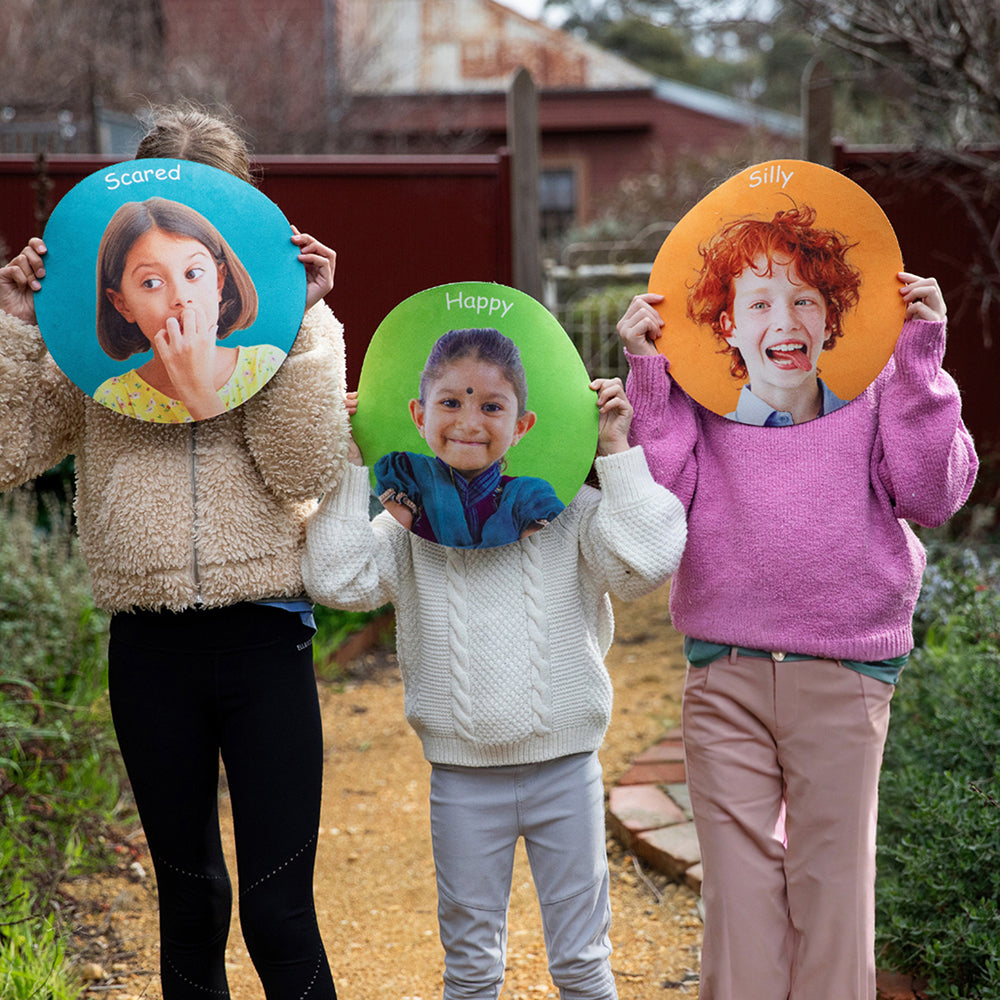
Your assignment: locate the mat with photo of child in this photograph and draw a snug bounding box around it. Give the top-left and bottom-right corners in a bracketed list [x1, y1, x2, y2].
[649, 159, 905, 424]
[34, 158, 304, 422]
[351, 282, 599, 548]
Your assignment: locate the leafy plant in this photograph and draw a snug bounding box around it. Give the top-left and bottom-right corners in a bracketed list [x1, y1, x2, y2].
[0, 489, 106, 686]
[876, 546, 1000, 998]
[1, 489, 126, 992]
[0, 876, 79, 1000]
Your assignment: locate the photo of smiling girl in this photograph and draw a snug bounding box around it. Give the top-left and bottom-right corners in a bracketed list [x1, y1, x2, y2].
[373, 327, 565, 548]
[687, 204, 862, 427]
[93, 196, 285, 422]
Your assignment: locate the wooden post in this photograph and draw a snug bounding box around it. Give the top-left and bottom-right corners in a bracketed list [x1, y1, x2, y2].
[323, 0, 340, 145]
[507, 67, 542, 299]
[802, 57, 834, 167]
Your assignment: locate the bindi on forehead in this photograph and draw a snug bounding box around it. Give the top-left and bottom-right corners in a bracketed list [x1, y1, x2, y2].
[466, 387, 474, 394]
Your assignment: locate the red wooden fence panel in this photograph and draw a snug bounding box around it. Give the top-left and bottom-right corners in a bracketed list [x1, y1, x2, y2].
[0, 152, 512, 388]
[835, 145, 999, 451]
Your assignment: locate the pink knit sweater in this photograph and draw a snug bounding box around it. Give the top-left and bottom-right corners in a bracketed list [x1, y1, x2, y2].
[626, 318, 978, 661]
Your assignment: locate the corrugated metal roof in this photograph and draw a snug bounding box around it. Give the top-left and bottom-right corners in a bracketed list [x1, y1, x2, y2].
[653, 78, 800, 136]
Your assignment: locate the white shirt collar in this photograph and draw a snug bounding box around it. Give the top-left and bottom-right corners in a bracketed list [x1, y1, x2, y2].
[725, 380, 848, 427]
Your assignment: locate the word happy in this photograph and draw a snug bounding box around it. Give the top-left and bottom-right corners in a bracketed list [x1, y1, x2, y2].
[445, 291, 514, 319]
[747, 163, 794, 189]
[105, 163, 183, 191]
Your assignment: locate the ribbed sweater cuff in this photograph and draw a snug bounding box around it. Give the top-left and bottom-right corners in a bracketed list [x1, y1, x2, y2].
[594, 446, 654, 506]
[624, 350, 672, 423]
[894, 318, 946, 379]
[322, 462, 373, 518]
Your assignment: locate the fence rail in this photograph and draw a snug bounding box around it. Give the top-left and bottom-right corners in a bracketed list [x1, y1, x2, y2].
[542, 222, 672, 379]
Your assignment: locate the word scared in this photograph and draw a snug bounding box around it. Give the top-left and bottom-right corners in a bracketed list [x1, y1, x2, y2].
[105, 163, 183, 191]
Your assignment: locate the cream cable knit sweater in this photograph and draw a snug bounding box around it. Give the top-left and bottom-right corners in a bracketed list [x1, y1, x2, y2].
[303, 447, 686, 767]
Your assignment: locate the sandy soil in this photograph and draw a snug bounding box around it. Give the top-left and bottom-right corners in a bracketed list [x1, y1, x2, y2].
[66, 583, 705, 999]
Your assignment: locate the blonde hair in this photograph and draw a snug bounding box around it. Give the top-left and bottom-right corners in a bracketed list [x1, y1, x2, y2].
[136, 102, 254, 184]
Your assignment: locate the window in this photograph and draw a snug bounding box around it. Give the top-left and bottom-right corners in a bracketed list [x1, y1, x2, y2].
[539, 168, 576, 241]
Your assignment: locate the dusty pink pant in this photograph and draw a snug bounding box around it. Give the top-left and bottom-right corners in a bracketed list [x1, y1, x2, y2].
[682, 650, 894, 1000]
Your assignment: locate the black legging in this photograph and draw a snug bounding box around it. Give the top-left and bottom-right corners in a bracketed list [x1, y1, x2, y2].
[108, 603, 336, 1000]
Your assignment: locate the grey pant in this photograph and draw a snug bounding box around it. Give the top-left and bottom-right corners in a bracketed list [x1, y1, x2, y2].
[429, 751, 617, 1000]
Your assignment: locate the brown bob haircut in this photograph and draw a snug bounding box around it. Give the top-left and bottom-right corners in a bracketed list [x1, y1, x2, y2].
[96, 197, 258, 361]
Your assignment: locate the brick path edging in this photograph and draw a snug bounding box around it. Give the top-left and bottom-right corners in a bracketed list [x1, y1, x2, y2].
[606, 729, 703, 895]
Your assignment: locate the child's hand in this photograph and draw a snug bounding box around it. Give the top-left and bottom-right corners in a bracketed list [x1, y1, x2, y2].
[152, 304, 225, 420]
[0, 238, 46, 325]
[344, 391, 363, 465]
[899, 272, 946, 322]
[591, 377, 633, 455]
[617, 292, 665, 357]
[381, 497, 414, 531]
[292, 227, 337, 311]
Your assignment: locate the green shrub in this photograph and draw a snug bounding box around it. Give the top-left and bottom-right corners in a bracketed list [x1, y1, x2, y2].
[0, 874, 79, 1000]
[877, 547, 1000, 998]
[564, 282, 647, 330]
[1, 490, 125, 989]
[0, 489, 106, 690]
[312, 603, 394, 682]
[559, 281, 647, 380]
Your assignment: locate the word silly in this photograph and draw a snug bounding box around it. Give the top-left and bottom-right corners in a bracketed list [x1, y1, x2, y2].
[747, 163, 795, 189]
[105, 163, 183, 191]
[445, 291, 514, 318]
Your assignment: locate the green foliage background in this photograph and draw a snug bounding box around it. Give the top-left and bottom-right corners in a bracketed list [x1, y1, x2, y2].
[875, 544, 1000, 998]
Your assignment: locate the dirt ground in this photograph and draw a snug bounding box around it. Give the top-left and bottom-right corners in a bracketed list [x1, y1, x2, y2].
[67, 583, 705, 999]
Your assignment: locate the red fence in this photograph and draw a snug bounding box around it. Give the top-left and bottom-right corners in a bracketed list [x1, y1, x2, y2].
[836, 145, 998, 451]
[0, 153, 512, 388]
[1, 147, 995, 451]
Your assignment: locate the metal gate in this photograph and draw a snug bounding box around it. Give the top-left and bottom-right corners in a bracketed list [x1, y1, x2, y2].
[542, 222, 672, 380]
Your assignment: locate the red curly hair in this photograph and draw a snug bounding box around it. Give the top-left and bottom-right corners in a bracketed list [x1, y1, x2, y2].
[686, 205, 862, 380]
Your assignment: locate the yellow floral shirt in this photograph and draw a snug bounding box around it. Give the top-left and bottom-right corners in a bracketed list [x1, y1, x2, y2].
[93, 344, 286, 423]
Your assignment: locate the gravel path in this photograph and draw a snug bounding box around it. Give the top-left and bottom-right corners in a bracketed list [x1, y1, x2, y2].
[69, 584, 704, 999]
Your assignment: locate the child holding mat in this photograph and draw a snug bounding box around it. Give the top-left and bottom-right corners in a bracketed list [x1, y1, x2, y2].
[0, 103, 345, 1000]
[303, 369, 686, 1000]
[616, 267, 977, 1000]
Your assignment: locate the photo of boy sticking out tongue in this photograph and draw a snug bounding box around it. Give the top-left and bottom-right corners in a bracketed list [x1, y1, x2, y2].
[687, 204, 862, 427]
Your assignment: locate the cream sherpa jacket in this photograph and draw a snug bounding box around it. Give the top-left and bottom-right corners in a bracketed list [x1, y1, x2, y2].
[0, 303, 350, 612]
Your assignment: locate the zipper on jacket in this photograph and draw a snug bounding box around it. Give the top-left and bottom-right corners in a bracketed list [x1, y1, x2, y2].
[189, 423, 203, 604]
